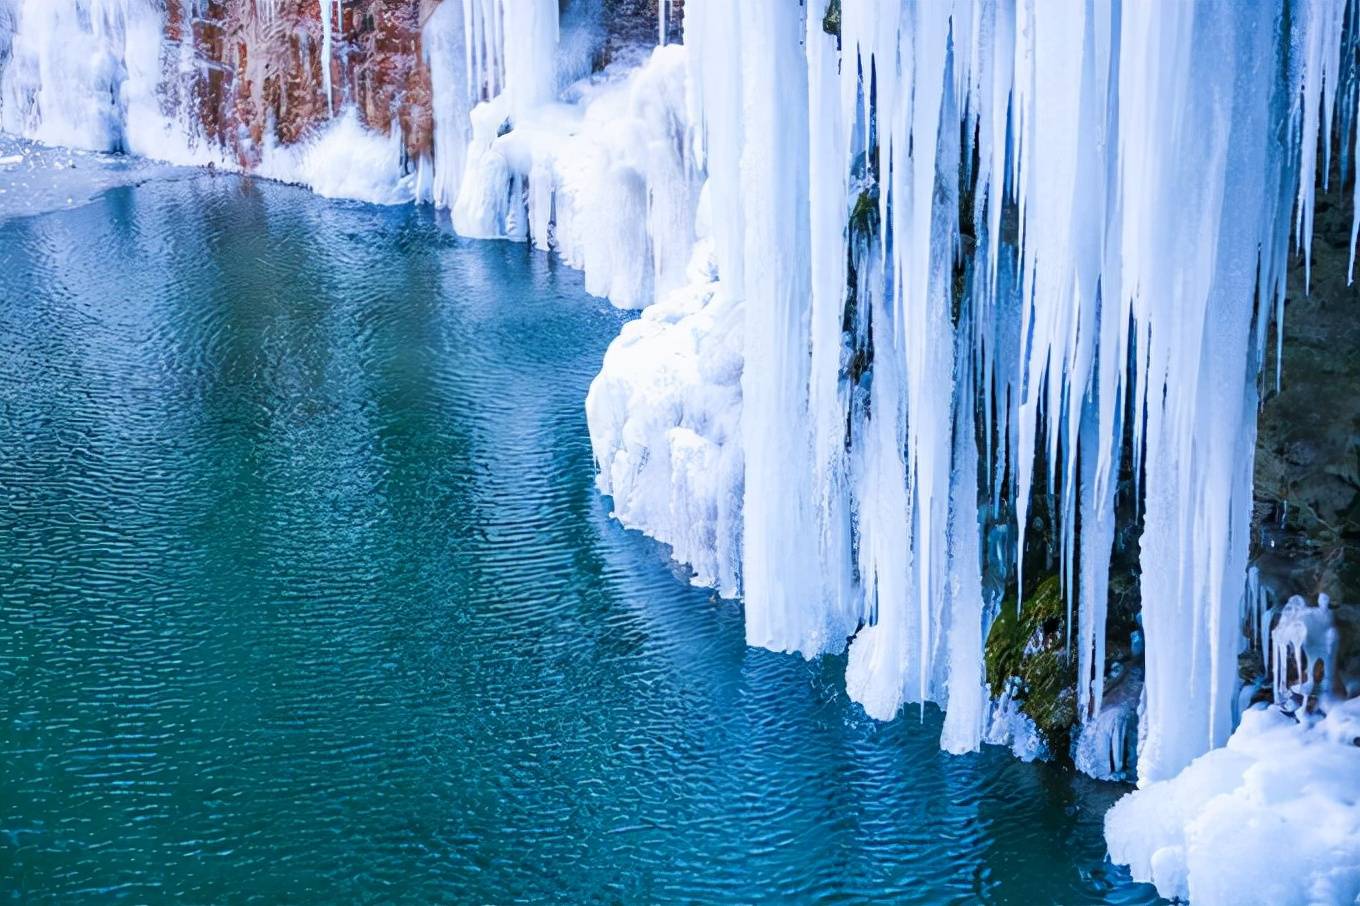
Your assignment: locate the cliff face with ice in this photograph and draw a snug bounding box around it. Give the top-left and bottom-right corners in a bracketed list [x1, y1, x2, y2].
[3, 2, 1360, 901]
[0, 0, 667, 199]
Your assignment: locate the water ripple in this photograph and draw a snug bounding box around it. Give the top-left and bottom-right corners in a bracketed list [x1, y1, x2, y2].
[0, 177, 1159, 904]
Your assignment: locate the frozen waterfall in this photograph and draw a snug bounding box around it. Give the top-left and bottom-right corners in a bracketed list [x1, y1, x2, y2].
[639, 0, 1357, 786]
[2, 2, 1359, 897]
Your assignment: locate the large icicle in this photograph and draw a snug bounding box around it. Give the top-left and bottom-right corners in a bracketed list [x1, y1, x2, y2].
[424, 0, 472, 209]
[1117, 0, 1283, 782]
[805, 0, 859, 647]
[736, 2, 845, 655]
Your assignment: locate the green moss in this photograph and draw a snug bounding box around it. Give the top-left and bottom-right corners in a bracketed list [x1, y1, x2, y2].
[849, 186, 879, 244]
[984, 575, 1076, 752]
[822, 0, 841, 37]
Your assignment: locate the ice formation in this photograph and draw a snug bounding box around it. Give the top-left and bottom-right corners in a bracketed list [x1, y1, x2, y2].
[254, 108, 422, 206]
[636, 0, 1358, 787]
[1105, 700, 1360, 904]
[0, 0, 220, 164]
[586, 241, 744, 598]
[4, 1, 1360, 899]
[453, 0, 1355, 801]
[1271, 594, 1347, 703]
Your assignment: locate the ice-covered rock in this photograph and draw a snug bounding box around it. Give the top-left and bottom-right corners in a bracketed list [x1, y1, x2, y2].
[1071, 664, 1141, 782]
[983, 687, 1051, 763]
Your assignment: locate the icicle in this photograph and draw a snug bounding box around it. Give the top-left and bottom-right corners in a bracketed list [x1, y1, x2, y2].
[941, 302, 988, 754]
[1292, 0, 1348, 291]
[806, 0, 859, 646]
[495, 0, 559, 122]
[1352, 77, 1360, 282]
[737, 1, 844, 656]
[320, 0, 336, 117]
[425, 0, 472, 209]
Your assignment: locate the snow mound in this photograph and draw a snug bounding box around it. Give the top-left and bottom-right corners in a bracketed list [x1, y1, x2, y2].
[256, 108, 421, 206]
[585, 240, 744, 597]
[1105, 700, 1360, 904]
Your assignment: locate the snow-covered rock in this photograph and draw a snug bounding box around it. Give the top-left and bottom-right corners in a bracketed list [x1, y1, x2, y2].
[1106, 700, 1360, 904]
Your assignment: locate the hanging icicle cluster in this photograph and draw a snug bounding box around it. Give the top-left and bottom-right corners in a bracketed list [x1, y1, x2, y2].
[668, 0, 1360, 783]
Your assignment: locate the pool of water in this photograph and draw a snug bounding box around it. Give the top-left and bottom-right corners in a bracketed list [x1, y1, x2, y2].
[0, 176, 1158, 903]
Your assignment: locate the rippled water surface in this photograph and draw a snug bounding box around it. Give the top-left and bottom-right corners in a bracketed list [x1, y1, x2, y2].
[0, 178, 1158, 903]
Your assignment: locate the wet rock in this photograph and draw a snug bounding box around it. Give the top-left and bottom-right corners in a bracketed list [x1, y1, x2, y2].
[1253, 173, 1360, 601]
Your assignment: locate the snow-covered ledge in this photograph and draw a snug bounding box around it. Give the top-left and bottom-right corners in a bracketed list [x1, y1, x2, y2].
[1105, 699, 1360, 903]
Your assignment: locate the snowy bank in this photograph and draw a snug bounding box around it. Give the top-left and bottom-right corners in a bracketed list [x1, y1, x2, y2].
[1105, 700, 1360, 904]
[0, 133, 191, 220]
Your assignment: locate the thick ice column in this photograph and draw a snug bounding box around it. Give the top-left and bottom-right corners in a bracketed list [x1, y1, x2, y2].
[1008, 0, 1114, 627]
[1076, 407, 1120, 722]
[941, 321, 988, 755]
[683, 0, 745, 292]
[737, 2, 842, 655]
[424, 0, 473, 208]
[845, 250, 919, 718]
[1119, 0, 1283, 783]
[500, 0, 558, 122]
[840, 0, 957, 715]
[805, 4, 858, 636]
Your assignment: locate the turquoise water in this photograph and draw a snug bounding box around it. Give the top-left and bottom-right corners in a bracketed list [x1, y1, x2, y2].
[0, 177, 1157, 903]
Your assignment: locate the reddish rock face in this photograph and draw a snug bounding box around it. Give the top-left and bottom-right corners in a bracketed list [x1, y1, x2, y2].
[159, 0, 665, 169]
[166, 0, 436, 168]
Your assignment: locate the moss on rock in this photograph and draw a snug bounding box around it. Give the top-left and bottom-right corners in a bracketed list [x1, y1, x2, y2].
[849, 186, 879, 244]
[985, 575, 1077, 753]
[822, 0, 841, 38]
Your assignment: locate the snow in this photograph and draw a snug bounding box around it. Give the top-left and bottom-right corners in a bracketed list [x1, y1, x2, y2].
[255, 108, 419, 207]
[1106, 701, 1360, 904]
[586, 241, 743, 597]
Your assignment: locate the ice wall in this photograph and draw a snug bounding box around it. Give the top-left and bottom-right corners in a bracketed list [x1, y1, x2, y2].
[0, 0, 217, 163]
[667, 0, 1360, 788]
